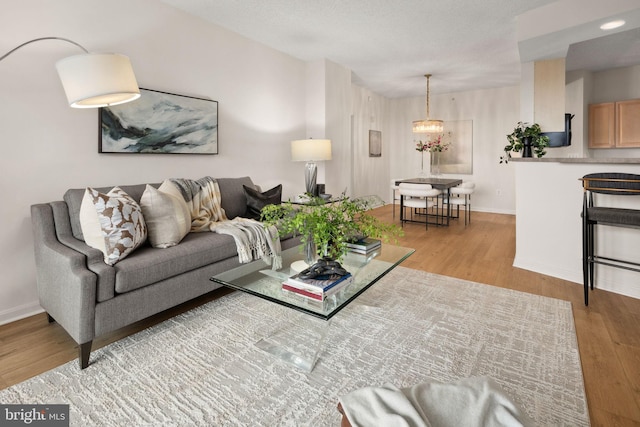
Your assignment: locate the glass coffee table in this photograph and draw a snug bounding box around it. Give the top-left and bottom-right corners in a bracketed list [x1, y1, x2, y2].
[210, 244, 414, 371]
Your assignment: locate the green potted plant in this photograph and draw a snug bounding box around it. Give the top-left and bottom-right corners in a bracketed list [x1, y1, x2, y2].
[260, 195, 403, 262]
[500, 122, 550, 164]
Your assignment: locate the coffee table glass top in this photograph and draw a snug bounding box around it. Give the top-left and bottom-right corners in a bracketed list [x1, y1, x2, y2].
[210, 244, 414, 320]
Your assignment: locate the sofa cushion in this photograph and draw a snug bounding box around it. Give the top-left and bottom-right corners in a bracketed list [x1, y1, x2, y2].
[113, 231, 239, 294]
[112, 232, 302, 295]
[140, 182, 191, 248]
[217, 177, 256, 219]
[79, 187, 148, 265]
[244, 184, 282, 220]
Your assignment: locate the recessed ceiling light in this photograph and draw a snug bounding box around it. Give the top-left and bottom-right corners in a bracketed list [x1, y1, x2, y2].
[600, 20, 625, 30]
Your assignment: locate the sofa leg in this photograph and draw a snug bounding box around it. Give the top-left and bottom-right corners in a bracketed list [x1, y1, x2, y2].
[79, 341, 92, 369]
[46, 313, 55, 323]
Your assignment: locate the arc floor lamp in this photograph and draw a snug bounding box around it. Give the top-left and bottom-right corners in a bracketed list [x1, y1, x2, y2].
[0, 36, 140, 108]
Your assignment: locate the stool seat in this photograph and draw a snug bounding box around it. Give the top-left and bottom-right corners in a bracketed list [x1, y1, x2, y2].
[586, 207, 640, 228]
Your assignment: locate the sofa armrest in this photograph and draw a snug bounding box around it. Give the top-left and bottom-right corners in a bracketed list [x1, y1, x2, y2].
[31, 203, 97, 345]
[50, 201, 115, 301]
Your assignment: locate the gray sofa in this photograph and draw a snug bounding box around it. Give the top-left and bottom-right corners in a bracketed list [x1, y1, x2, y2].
[30, 176, 300, 369]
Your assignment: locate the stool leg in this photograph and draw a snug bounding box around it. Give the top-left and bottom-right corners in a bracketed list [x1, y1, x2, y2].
[582, 218, 589, 306]
[588, 223, 595, 291]
[582, 195, 590, 306]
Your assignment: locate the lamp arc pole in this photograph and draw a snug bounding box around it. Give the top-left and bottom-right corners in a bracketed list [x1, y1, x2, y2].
[0, 37, 89, 61]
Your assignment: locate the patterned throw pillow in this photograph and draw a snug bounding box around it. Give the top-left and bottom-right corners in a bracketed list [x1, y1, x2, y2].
[140, 182, 191, 248]
[79, 187, 147, 265]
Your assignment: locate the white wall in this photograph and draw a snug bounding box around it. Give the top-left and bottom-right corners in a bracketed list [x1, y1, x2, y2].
[350, 85, 390, 199]
[0, 0, 310, 324]
[324, 60, 353, 197]
[383, 86, 522, 214]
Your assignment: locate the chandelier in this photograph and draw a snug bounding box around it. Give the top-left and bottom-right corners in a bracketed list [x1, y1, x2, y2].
[412, 74, 443, 134]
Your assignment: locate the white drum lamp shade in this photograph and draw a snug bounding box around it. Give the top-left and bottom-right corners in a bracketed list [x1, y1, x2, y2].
[291, 139, 332, 162]
[56, 53, 140, 108]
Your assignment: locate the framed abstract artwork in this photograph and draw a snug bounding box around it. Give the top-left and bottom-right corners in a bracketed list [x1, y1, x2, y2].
[99, 88, 218, 154]
[439, 120, 473, 174]
[369, 130, 382, 157]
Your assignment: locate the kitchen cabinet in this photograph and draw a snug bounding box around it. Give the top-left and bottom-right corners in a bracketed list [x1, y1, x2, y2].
[589, 99, 640, 148]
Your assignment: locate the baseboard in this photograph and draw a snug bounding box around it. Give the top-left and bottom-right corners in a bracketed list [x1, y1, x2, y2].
[473, 206, 516, 216]
[0, 301, 44, 326]
[513, 257, 640, 300]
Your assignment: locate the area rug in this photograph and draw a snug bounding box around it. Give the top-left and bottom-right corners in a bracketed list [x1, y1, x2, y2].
[0, 267, 589, 426]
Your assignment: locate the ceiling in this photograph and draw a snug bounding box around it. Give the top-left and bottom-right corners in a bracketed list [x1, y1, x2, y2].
[159, 0, 640, 98]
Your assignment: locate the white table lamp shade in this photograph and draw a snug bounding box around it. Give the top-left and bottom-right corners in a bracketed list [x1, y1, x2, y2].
[291, 139, 332, 162]
[56, 53, 140, 108]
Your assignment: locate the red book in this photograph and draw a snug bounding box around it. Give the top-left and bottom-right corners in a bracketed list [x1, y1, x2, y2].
[282, 275, 353, 301]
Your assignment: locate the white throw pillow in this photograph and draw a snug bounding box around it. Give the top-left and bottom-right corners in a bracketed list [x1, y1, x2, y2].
[140, 183, 191, 248]
[80, 187, 147, 265]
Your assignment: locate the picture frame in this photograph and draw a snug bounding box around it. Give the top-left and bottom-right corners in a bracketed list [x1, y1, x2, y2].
[369, 130, 382, 157]
[99, 88, 218, 154]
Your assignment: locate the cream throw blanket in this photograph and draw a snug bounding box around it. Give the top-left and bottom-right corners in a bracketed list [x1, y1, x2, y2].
[339, 377, 534, 427]
[168, 177, 282, 269]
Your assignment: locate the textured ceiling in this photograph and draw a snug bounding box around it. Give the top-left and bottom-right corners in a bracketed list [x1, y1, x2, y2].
[159, 0, 640, 98]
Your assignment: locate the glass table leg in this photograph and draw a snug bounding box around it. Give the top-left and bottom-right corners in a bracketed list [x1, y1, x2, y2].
[255, 312, 332, 372]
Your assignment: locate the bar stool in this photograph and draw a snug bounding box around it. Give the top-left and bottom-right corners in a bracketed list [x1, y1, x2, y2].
[581, 173, 640, 305]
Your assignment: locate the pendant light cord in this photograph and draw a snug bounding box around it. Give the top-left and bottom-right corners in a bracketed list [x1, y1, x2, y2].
[425, 74, 431, 120]
[0, 37, 89, 62]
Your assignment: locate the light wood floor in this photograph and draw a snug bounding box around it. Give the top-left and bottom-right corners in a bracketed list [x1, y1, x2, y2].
[1, 207, 639, 426]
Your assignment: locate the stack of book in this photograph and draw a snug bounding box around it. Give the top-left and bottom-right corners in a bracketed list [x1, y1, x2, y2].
[282, 272, 353, 301]
[346, 237, 381, 254]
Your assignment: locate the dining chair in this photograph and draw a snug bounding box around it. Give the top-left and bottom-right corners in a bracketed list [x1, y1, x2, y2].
[390, 178, 402, 219]
[447, 182, 475, 226]
[398, 183, 441, 229]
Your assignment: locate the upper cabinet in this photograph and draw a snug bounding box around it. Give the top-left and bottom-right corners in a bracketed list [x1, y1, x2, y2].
[616, 100, 640, 148]
[588, 102, 615, 148]
[589, 99, 640, 148]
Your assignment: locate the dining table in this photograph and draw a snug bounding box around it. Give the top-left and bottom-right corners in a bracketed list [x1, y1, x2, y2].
[395, 177, 463, 226]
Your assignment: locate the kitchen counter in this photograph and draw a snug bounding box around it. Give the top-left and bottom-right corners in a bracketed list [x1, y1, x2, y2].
[510, 157, 640, 164]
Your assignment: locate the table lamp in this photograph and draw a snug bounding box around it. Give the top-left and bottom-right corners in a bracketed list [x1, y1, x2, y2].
[291, 138, 332, 196]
